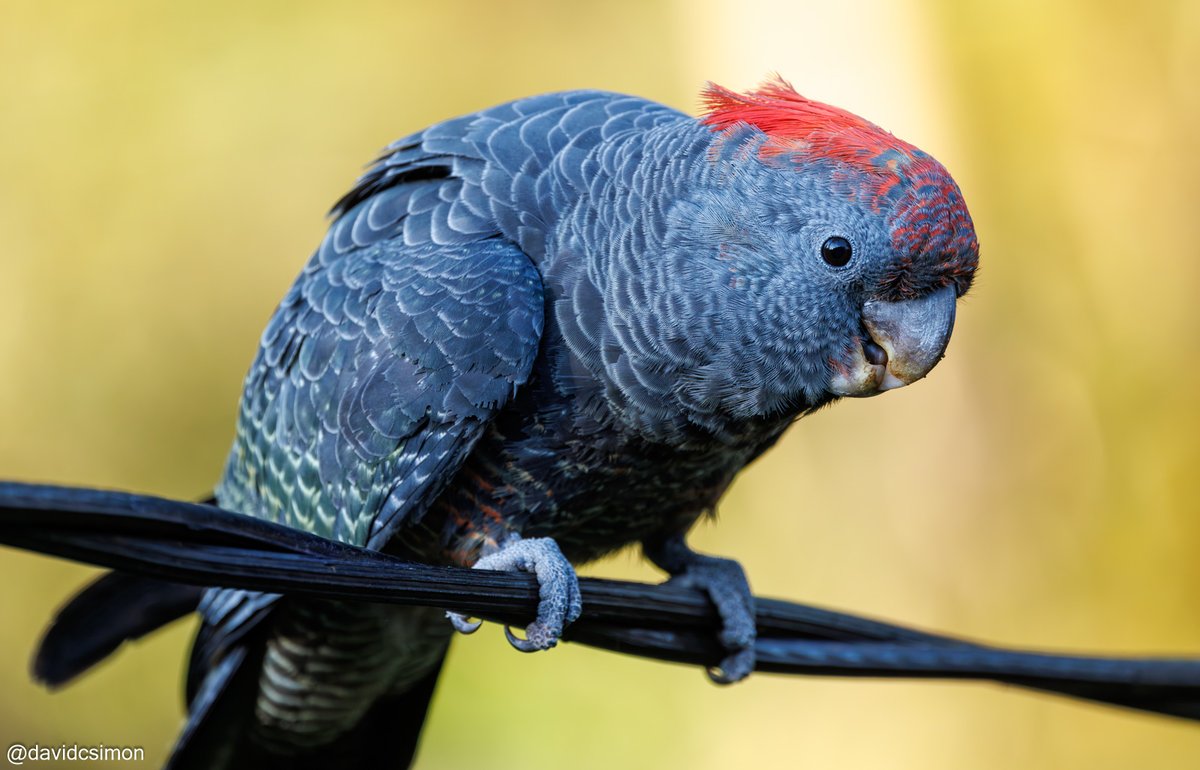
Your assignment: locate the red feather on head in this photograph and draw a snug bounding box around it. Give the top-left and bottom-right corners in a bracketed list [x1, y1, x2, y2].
[701, 76, 979, 299]
[700, 75, 920, 168]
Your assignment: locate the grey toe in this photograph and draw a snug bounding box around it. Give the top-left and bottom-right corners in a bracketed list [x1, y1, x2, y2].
[458, 535, 581, 651]
[668, 554, 757, 684]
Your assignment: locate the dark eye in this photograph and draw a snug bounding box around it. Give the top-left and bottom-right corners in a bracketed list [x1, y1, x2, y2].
[821, 236, 853, 267]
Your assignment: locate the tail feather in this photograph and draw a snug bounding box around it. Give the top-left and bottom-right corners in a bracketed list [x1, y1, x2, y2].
[33, 571, 204, 687]
[168, 626, 447, 770]
[337, 646, 448, 769]
[242, 646, 449, 770]
[166, 644, 260, 770]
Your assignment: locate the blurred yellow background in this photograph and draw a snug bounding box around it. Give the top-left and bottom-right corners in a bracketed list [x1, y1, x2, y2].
[1, 0, 1198, 767]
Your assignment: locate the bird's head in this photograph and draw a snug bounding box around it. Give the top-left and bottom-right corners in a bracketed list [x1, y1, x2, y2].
[672, 77, 978, 415]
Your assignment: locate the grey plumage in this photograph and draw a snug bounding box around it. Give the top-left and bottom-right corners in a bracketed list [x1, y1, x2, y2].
[36, 81, 979, 769]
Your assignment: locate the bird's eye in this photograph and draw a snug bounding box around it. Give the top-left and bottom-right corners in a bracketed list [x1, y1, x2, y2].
[821, 236, 853, 267]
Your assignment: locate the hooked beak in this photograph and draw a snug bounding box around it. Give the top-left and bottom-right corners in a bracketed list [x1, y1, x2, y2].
[828, 285, 957, 397]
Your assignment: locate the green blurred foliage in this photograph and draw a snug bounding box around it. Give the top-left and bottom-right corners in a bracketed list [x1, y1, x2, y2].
[0, 0, 1197, 767]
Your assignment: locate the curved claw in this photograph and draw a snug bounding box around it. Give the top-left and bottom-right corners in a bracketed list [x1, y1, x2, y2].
[503, 619, 565, 652]
[447, 612, 483, 635]
[707, 646, 755, 684]
[446, 535, 581, 651]
[504, 625, 545, 653]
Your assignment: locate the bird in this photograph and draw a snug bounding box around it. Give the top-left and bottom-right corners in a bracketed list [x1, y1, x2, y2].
[34, 76, 978, 768]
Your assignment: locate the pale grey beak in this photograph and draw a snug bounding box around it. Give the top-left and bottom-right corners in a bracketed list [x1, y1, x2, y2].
[828, 285, 957, 397]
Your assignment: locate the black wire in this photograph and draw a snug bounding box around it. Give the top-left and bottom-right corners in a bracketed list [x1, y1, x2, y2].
[2, 481, 1199, 722]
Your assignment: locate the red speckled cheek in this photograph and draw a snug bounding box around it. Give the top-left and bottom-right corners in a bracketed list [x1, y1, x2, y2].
[885, 169, 979, 299]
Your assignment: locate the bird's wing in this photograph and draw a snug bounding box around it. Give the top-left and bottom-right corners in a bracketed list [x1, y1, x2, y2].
[183, 92, 684, 752]
[219, 205, 544, 549]
[185, 199, 545, 760]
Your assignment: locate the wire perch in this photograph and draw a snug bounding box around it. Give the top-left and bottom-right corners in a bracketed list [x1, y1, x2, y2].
[2, 481, 1199, 721]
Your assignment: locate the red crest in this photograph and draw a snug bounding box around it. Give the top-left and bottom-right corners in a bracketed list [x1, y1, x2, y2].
[701, 76, 920, 169]
[702, 76, 978, 299]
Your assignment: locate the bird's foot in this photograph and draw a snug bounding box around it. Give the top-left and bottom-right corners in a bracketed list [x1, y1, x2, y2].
[647, 537, 756, 684]
[446, 534, 582, 652]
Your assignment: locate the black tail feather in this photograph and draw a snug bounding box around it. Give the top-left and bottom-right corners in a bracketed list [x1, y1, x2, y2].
[166, 644, 260, 770]
[166, 638, 446, 770]
[34, 571, 204, 687]
[354, 647, 447, 769]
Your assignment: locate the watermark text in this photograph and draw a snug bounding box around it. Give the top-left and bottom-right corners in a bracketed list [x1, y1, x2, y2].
[7, 744, 143, 764]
